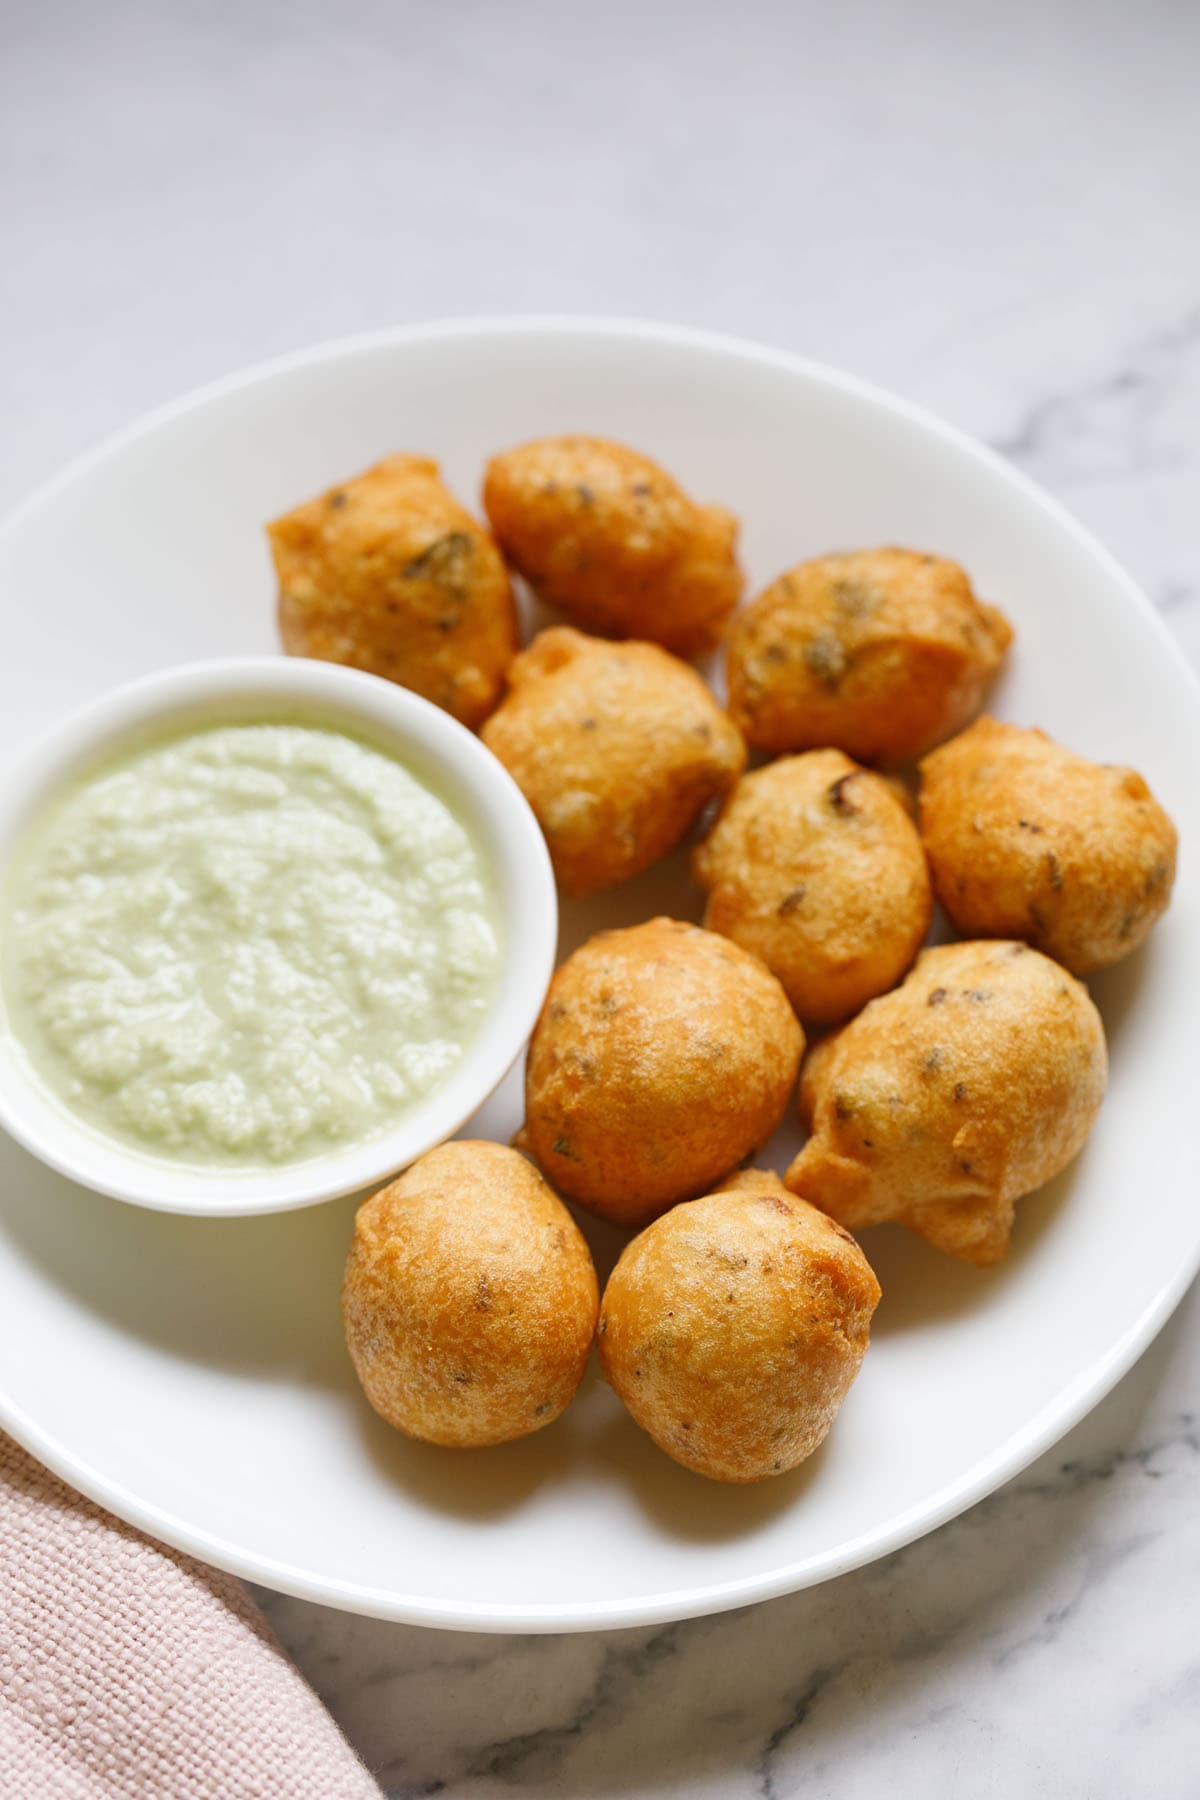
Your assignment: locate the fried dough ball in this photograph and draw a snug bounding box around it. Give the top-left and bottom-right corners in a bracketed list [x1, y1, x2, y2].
[269, 454, 518, 729]
[785, 941, 1106, 1266]
[522, 919, 803, 1227]
[482, 436, 743, 657]
[693, 750, 932, 1023]
[482, 627, 745, 898]
[342, 1141, 598, 1448]
[598, 1169, 880, 1482]
[919, 717, 1177, 973]
[726, 548, 1013, 763]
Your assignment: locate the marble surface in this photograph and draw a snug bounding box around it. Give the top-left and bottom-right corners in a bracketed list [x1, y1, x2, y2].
[4, 1, 1200, 1794]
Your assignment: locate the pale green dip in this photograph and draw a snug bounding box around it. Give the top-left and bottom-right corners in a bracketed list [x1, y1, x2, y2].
[2, 723, 500, 1167]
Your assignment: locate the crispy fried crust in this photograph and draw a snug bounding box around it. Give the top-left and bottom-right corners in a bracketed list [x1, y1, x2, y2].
[725, 547, 1012, 763]
[785, 940, 1107, 1265]
[269, 454, 517, 729]
[482, 627, 745, 897]
[598, 1169, 880, 1482]
[693, 749, 932, 1022]
[919, 717, 1177, 972]
[342, 1141, 598, 1447]
[523, 919, 803, 1227]
[482, 436, 743, 657]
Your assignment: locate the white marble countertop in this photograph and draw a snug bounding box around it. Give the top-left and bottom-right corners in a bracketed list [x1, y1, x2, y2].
[4, 3, 1199, 1794]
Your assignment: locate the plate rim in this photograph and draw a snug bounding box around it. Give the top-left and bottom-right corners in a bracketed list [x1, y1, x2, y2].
[0, 1274, 1185, 1633]
[1, 313, 1197, 1633]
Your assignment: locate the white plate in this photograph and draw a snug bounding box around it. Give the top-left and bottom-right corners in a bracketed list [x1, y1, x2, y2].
[0, 318, 1197, 1633]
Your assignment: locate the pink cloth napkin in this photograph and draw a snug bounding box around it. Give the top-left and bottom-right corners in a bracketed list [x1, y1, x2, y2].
[0, 1434, 383, 1799]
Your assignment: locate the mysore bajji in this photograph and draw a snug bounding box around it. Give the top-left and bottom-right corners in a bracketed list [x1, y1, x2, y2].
[342, 1142, 598, 1448]
[483, 627, 745, 897]
[269, 454, 517, 729]
[482, 435, 742, 657]
[726, 547, 1011, 764]
[522, 919, 802, 1228]
[598, 1169, 880, 1482]
[919, 717, 1177, 973]
[786, 940, 1107, 1266]
[693, 749, 931, 1023]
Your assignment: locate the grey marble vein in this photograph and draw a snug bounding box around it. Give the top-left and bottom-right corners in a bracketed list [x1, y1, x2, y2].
[990, 304, 1200, 485]
[753, 1662, 848, 1800]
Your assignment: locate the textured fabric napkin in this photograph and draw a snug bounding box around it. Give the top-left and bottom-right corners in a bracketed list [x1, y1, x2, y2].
[0, 1433, 383, 1799]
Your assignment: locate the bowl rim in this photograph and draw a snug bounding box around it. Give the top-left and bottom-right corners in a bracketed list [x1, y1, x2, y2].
[0, 654, 557, 1215]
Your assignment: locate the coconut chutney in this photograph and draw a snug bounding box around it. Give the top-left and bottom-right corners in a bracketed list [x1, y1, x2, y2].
[1, 721, 500, 1167]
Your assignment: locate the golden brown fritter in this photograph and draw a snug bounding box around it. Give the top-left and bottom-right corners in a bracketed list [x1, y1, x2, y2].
[269, 454, 518, 729]
[598, 1168, 880, 1482]
[919, 717, 1177, 972]
[522, 918, 803, 1228]
[692, 750, 931, 1023]
[482, 627, 745, 898]
[785, 940, 1106, 1266]
[342, 1141, 598, 1448]
[482, 436, 742, 657]
[725, 548, 1012, 764]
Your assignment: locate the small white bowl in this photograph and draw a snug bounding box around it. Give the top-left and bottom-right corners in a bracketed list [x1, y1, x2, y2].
[0, 656, 557, 1215]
